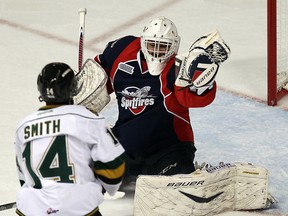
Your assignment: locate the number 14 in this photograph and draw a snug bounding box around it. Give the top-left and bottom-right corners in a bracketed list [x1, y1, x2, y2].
[22, 135, 75, 189]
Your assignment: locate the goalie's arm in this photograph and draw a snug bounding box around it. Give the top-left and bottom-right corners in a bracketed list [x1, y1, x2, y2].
[175, 80, 217, 108]
[174, 30, 230, 108]
[174, 51, 218, 108]
[73, 59, 111, 114]
[94, 55, 114, 94]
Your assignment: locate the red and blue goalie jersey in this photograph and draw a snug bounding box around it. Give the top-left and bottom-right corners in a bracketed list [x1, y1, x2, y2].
[94, 35, 216, 155]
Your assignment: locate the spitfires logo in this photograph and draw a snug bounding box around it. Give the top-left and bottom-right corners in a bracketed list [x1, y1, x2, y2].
[119, 86, 155, 115]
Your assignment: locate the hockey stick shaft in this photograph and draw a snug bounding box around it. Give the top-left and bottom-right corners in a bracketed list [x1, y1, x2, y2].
[78, 8, 87, 72]
[0, 202, 16, 211]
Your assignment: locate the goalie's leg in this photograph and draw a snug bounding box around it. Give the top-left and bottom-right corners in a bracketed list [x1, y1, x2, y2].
[134, 162, 274, 216]
[143, 142, 196, 175]
[120, 142, 196, 192]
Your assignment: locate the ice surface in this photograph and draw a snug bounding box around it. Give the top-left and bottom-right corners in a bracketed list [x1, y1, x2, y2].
[0, 0, 287, 215]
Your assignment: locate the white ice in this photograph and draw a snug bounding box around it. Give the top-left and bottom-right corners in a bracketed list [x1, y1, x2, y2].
[0, 0, 287, 215]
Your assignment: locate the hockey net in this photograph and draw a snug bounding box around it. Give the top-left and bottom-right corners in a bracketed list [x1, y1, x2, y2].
[267, 0, 288, 106]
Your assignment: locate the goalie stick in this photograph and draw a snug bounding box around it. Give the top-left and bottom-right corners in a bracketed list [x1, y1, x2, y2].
[0, 202, 16, 211]
[78, 8, 87, 71]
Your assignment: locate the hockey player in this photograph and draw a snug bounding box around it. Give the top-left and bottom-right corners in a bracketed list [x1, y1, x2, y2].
[93, 16, 230, 176]
[14, 62, 125, 216]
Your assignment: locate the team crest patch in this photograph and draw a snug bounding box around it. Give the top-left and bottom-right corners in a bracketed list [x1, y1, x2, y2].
[119, 86, 155, 115]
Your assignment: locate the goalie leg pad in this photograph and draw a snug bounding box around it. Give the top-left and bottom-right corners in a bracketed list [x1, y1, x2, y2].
[134, 162, 273, 216]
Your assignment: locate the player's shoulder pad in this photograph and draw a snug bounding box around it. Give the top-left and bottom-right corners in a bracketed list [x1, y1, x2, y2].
[108, 35, 138, 49]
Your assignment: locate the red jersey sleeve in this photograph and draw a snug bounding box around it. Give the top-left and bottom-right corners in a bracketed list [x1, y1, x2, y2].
[174, 83, 217, 108]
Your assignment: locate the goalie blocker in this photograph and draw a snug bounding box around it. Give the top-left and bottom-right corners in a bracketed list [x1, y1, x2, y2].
[73, 59, 111, 114]
[134, 162, 276, 216]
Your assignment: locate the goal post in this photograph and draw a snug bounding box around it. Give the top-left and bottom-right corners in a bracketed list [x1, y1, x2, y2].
[267, 0, 288, 106]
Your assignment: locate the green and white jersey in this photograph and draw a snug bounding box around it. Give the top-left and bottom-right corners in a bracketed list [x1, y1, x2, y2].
[14, 105, 125, 216]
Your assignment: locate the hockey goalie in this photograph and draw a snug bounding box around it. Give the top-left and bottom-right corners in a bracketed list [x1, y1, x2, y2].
[134, 162, 276, 216]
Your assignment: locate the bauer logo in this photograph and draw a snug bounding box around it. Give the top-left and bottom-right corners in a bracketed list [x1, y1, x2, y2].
[119, 86, 155, 115]
[166, 180, 204, 187]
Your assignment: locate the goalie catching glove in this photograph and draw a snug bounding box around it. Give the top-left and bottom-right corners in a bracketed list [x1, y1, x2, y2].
[73, 59, 110, 114]
[175, 30, 231, 95]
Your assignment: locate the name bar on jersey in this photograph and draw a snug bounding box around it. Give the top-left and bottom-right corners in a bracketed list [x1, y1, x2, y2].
[24, 119, 61, 140]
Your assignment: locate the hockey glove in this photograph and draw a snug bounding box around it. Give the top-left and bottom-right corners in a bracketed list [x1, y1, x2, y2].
[73, 59, 111, 114]
[189, 30, 231, 64]
[175, 30, 230, 95]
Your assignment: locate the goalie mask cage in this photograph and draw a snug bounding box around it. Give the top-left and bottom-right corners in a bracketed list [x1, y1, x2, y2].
[267, 0, 288, 106]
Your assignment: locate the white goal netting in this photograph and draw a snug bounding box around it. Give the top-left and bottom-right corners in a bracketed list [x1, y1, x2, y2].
[276, 0, 288, 91]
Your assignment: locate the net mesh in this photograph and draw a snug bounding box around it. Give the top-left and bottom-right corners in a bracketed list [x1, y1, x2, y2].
[277, 0, 288, 91]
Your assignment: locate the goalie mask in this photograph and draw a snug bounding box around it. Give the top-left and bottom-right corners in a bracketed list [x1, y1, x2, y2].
[141, 16, 181, 76]
[37, 62, 75, 104]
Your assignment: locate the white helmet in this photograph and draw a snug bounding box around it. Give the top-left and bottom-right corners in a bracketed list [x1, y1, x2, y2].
[141, 16, 181, 75]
